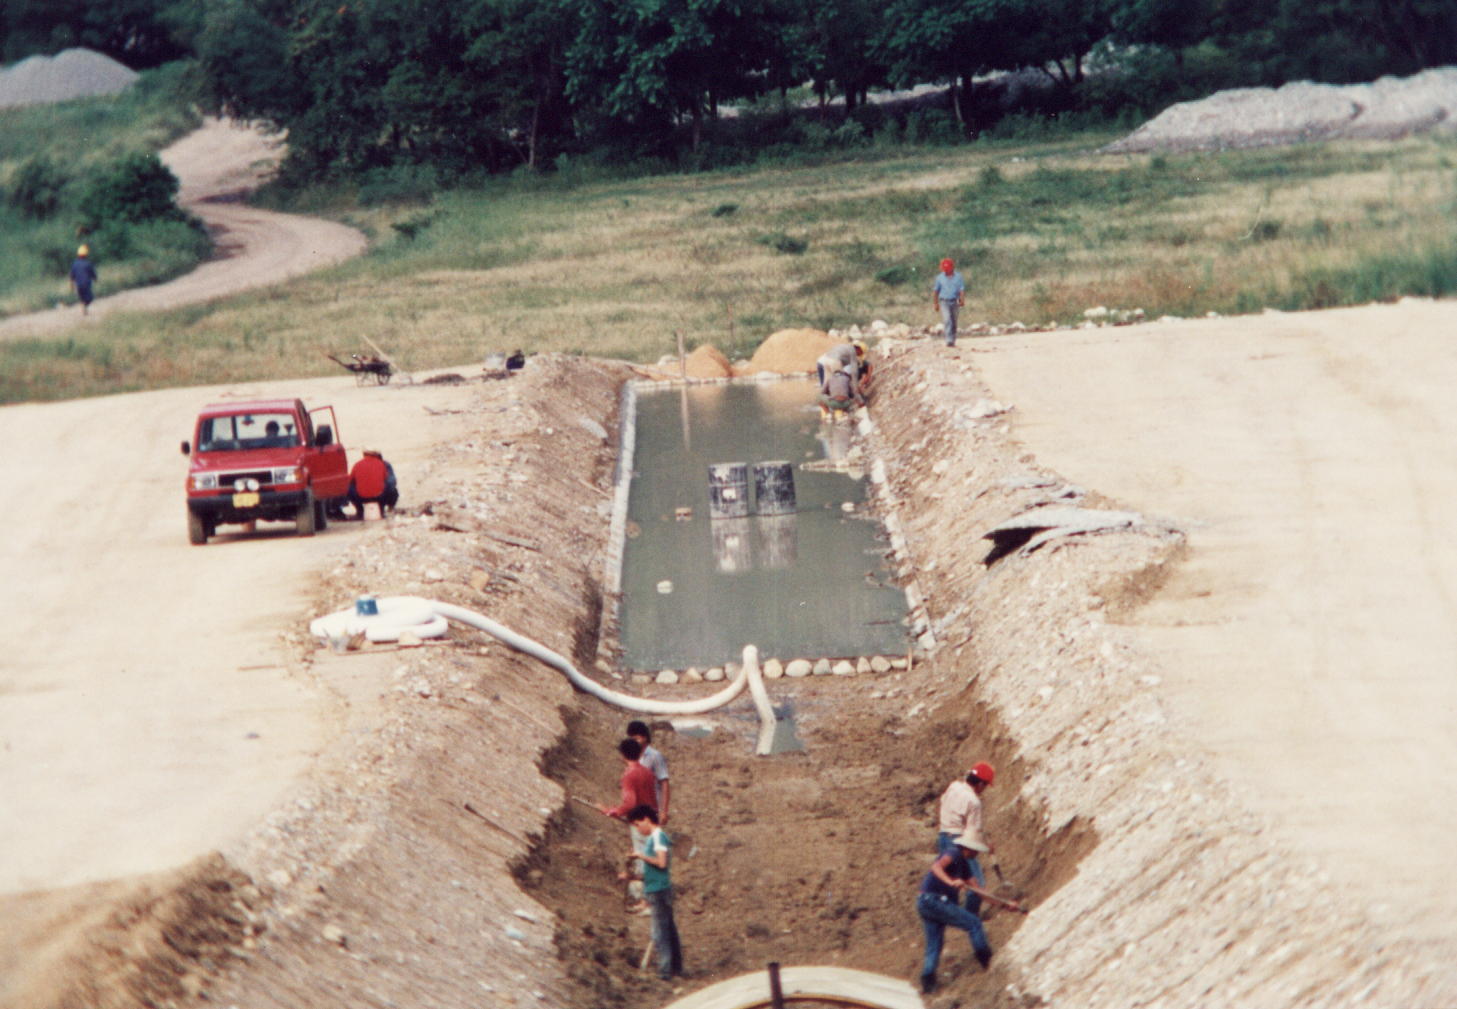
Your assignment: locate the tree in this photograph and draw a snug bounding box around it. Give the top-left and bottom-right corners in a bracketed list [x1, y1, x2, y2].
[462, 0, 574, 169]
[565, 0, 780, 151]
[1, 0, 195, 67]
[1112, 0, 1216, 60]
[795, 0, 890, 112]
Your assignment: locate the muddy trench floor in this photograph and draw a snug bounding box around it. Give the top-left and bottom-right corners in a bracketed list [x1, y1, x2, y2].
[518, 666, 1090, 1008]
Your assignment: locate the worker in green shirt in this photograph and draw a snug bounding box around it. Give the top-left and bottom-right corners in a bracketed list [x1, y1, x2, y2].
[629, 804, 683, 981]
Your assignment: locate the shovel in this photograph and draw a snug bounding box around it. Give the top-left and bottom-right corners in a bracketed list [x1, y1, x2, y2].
[981, 861, 1029, 919]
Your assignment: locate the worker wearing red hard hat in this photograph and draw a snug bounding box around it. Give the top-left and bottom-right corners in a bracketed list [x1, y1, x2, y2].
[935, 762, 997, 911]
[931, 257, 966, 346]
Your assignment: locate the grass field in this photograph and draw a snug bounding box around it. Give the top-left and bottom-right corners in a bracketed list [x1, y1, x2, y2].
[3, 127, 1457, 403]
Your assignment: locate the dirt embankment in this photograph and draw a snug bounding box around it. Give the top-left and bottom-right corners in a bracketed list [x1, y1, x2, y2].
[12, 331, 1455, 1009]
[865, 339, 1454, 1007]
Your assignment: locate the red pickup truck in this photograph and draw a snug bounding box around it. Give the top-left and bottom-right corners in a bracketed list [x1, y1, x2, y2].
[181, 398, 350, 545]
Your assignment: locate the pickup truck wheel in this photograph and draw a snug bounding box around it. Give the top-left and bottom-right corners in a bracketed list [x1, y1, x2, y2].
[313, 499, 328, 530]
[296, 490, 317, 537]
[188, 510, 208, 545]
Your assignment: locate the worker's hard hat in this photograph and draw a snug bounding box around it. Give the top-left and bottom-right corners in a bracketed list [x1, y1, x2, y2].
[970, 761, 996, 785]
[77, 244, 89, 257]
[940, 257, 954, 271]
[853, 340, 868, 356]
[955, 833, 989, 853]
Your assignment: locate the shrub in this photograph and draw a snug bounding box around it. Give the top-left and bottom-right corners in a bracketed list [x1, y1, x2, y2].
[78, 152, 181, 227]
[711, 203, 739, 218]
[757, 231, 808, 254]
[7, 157, 69, 218]
[906, 109, 961, 144]
[391, 212, 436, 241]
[358, 164, 439, 206]
[830, 119, 868, 147]
[86, 217, 211, 281]
[1248, 219, 1282, 242]
[795, 120, 833, 149]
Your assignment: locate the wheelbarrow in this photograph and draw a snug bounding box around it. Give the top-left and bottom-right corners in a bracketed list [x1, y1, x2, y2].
[327, 352, 394, 386]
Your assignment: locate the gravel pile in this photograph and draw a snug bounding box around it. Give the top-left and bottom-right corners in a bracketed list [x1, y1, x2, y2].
[0, 47, 138, 110]
[1105, 65, 1457, 153]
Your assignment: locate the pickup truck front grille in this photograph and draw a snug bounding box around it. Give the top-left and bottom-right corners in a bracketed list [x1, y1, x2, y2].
[220, 470, 273, 489]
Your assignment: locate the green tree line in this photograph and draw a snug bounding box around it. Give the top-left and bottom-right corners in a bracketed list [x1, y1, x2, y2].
[6, 0, 1457, 178]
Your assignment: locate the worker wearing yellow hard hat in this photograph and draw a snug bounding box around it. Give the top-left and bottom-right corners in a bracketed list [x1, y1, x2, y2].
[70, 244, 97, 315]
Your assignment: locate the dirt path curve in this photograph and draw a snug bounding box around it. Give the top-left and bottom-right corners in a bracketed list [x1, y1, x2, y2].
[0, 117, 365, 340]
[972, 298, 1457, 960]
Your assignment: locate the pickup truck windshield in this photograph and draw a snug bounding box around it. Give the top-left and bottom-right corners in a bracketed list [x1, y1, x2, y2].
[198, 412, 301, 452]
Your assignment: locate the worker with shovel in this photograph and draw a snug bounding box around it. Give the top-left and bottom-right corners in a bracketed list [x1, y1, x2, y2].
[916, 832, 1022, 994]
[936, 762, 996, 909]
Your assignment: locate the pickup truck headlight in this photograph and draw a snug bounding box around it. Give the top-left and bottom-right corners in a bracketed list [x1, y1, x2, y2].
[271, 466, 303, 485]
[189, 472, 219, 491]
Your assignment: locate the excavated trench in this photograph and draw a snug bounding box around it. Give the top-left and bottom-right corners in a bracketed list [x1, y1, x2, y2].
[518, 365, 1102, 1007]
[15, 349, 1135, 1009]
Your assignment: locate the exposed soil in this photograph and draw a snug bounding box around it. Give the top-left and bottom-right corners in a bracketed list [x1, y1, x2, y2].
[1104, 66, 1457, 153]
[7, 308, 1457, 1009]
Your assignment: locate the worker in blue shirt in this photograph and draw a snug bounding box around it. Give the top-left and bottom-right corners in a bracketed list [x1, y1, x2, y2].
[932, 257, 965, 346]
[70, 245, 98, 315]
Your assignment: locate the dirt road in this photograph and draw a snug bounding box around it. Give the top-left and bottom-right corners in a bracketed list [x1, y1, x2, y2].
[0, 118, 365, 340]
[0, 374, 477, 894]
[973, 298, 1457, 957]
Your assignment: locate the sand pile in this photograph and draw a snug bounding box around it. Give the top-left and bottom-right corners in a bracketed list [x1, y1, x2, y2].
[1105, 66, 1457, 154]
[744, 327, 836, 374]
[0, 48, 139, 110]
[682, 343, 734, 378]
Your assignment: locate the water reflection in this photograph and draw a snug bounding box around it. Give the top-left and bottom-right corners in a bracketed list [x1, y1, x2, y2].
[620, 381, 907, 670]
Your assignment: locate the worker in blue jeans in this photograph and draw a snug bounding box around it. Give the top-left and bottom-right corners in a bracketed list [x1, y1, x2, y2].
[629, 804, 683, 981]
[932, 257, 966, 346]
[916, 832, 1021, 994]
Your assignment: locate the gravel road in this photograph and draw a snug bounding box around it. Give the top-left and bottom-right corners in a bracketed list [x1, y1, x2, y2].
[973, 299, 1457, 959]
[0, 375, 479, 898]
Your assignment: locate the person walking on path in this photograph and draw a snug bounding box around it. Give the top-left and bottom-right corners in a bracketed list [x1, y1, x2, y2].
[598, 739, 659, 908]
[936, 762, 996, 911]
[629, 804, 684, 981]
[917, 831, 1021, 994]
[628, 720, 671, 826]
[70, 245, 97, 316]
[932, 258, 966, 346]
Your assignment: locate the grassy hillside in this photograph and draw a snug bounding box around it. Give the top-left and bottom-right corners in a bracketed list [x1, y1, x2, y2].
[0, 62, 205, 319]
[4, 127, 1457, 403]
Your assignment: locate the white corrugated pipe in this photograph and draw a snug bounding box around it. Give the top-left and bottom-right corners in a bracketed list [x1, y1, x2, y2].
[310, 597, 773, 746]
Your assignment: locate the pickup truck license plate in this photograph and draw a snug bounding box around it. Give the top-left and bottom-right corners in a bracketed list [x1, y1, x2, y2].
[232, 492, 260, 507]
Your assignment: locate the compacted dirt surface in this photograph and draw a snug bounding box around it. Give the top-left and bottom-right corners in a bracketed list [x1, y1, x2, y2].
[5, 303, 1457, 1009]
[11, 82, 1455, 1009]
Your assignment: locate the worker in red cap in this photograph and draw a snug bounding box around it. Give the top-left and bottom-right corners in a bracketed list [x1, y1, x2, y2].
[346, 448, 399, 519]
[931, 257, 966, 346]
[935, 762, 997, 910]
